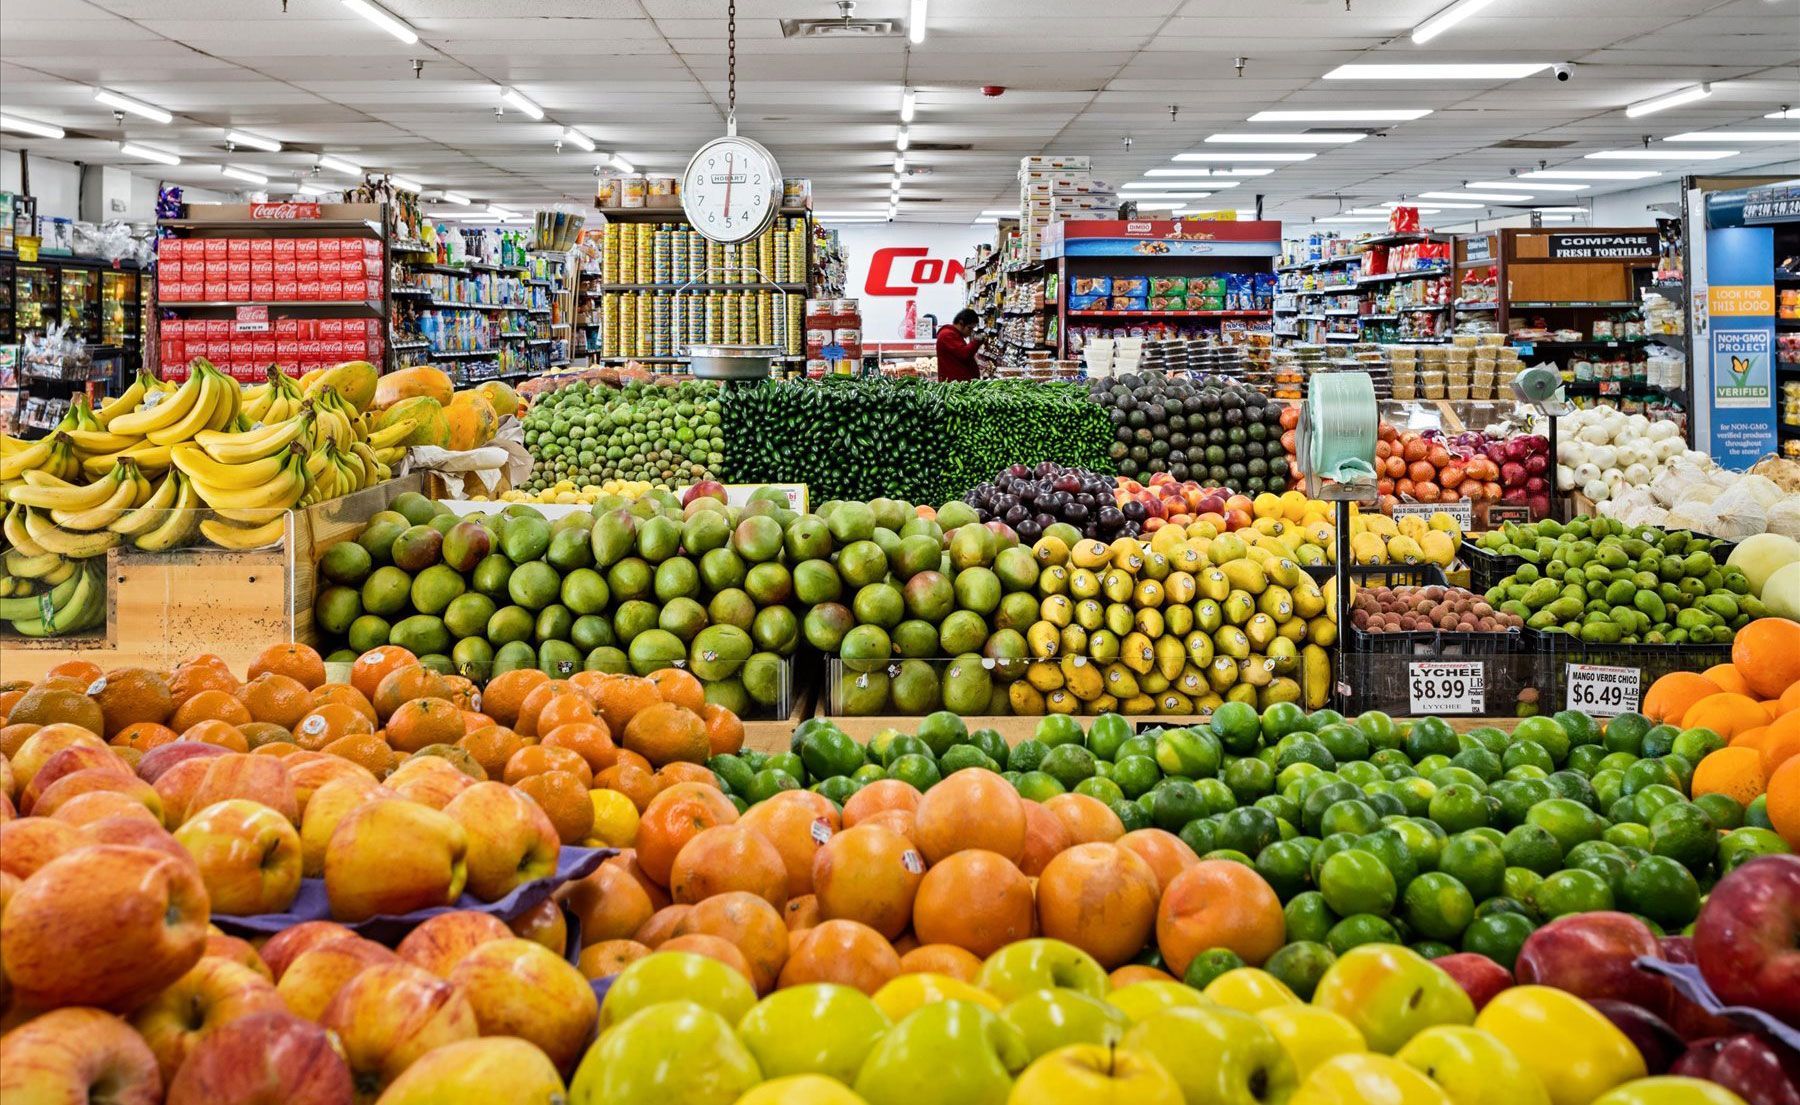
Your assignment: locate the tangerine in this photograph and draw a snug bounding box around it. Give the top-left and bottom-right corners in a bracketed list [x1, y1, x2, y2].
[110, 722, 179, 754]
[1036, 842, 1160, 968]
[812, 823, 924, 940]
[541, 721, 617, 773]
[180, 719, 249, 752]
[372, 665, 450, 722]
[347, 647, 418, 703]
[741, 790, 842, 899]
[658, 934, 757, 986]
[896, 944, 983, 982]
[700, 704, 745, 757]
[633, 904, 691, 948]
[635, 783, 740, 887]
[386, 698, 465, 755]
[481, 669, 550, 728]
[514, 770, 595, 844]
[561, 862, 654, 944]
[592, 676, 662, 734]
[620, 702, 709, 767]
[1044, 792, 1125, 845]
[1156, 859, 1286, 974]
[669, 823, 789, 907]
[1116, 828, 1201, 895]
[240, 673, 313, 729]
[842, 779, 922, 828]
[594, 759, 660, 813]
[248, 644, 327, 690]
[676, 891, 790, 994]
[307, 684, 376, 724]
[1734, 619, 1800, 700]
[504, 744, 594, 787]
[1017, 800, 1074, 878]
[913, 769, 1026, 864]
[912, 850, 1035, 958]
[293, 703, 376, 751]
[648, 668, 706, 713]
[458, 725, 526, 779]
[576, 939, 651, 980]
[777, 919, 900, 996]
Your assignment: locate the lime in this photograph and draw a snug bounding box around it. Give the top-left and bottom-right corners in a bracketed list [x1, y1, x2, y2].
[1530, 868, 1615, 918]
[1511, 716, 1571, 765]
[1621, 854, 1702, 929]
[1153, 780, 1208, 833]
[1194, 778, 1239, 817]
[1503, 741, 1556, 775]
[1302, 782, 1361, 836]
[1415, 754, 1453, 778]
[939, 747, 999, 776]
[1075, 776, 1125, 806]
[1217, 807, 1282, 857]
[815, 776, 859, 806]
[1357, 827, 1420, 889]
[1451, 746, 1504, 784]
[1316, 724, 1372, 764]
[709, 753, 755, 795]
[1305, 709, 1347, 733]
[1406, 717, 1460, 761]
[1565, 848, 1630, 900]
[1438, 833, 1506, 901]
[1671, 727, 1727, 765]
[887, 753, 941, 791]
[1388, 819, 1446, 872]
[745, 768, 801, 804]
[1355, 711, 1399, 750]
[969, 729, 1009, 766]
[1087, 713, 1133, 760]
[1590, 770, 1626, 811]
[1182, 948, 1245, 990]
[1283, 891, 1337, 944]
[1317, 799, 1380, 839]
[1015, 771, 1066, 802]
[1621, 758, 1682, 796]
[1203, 849, 1254, 867]
[853, 764, 886, 785]
[1326, 913, 1400, 955]
[1501, 824, 1565, 875]
[1662, 754, 1697, 793]
[1264, 941, 1336, 1001]
[1117, 735, 1157, 762]
[1504, 765, 1549, 783]
[1178, 818, 1216, 856]
[1112, 755, 1162, 799]
[1461, 911, 1536, 971]
[1717, 827, 1790, 873]
[916, 711, 969, 757]
[1403, 872, 1477, 942]
[1748, 794, 1772, 830]
[1007, 738, 1049, 774]
[1224, 757, 1276, 803]
[1340, 761, 1383, 788]
[1543, 771, 1597, 808]
[1602, 712, 1651, 755]
[1632, 783, 1686, 819]
[1034, 713, 1084, 748]
[1041, 744, 1098, 790]
[1566, 745, 1609, 777]
[1156, 729, 1224, 779]
[1429, 766, 1487, 792]
[882, 735, 932, 766]
[1641, 725, 1679, 759]
[1650, 803, 1718, 871]
[1502, 867, 1544, 908]
[1261, 701, 1309, 742]
[1391, 778, 1437, 818]
[1257, 794, 1303, 828]
[1492, 779, 1555, 827]
[1318, 849, 1397, 917]
[801, 727, 866, 780]
[1255, 840, 1314, 900]
[1361, 788, 1406, 820]
[1112, 799, 1152, 833]
[1554, 709, 1602, 747]
[1429, 784, 1491, 834]
[1692, 793, 1744, 831]
[1525, 798, 1606, 854]
[1604, 821, 1654, 851]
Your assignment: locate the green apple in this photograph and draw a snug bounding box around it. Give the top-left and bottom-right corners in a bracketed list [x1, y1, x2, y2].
[1311, 945, 1474, 1055]
[1290, 1053, 1455, 1105]
[976, 939, 1108, 1003]
[1010, 1043, 1184, 1105]
[570, 1001, 761, 1105]
[1395, 1025, 1550, 1105]
[599, 950, 757, 1031]
[1254, 1005, 1367, 1085]
[853, 1000, 1030, 1105]
[1120, 1005, 1299, 1105]
[1106, 980, 1213, 1023]
[873, 973, 1003, 1024]
[738, 983, 891, 1084]
[1000, 988, 1129, 1060]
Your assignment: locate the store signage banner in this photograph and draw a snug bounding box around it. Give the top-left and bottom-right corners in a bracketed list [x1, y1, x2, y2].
[834, 222, 990, 343]
[1703, 226, 1777, 469]
[1464, 237, 1493, 263]
[249, 202, 321, 221]
[1545, 232, 1657, 260]
[1743, 184, 1800, 225]
[1049, 219, 1282, 259]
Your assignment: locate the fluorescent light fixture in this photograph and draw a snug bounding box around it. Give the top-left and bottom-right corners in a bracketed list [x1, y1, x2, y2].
[1586, 148, 1739, 160]
[1419, 191, 1532, 200]
[1625, 82, 1711, 118]
[980, 209, 1019, 217]
[562, 128, 595, 152]
[118, 142, 179, 166]
[1123, 180, 1218, 190]
[296, 182, 334, 197]
[900, 89, 916, 123]
[893, 153, 906, 172]
[1538, 215, 1575, 222]
[1146, 167, 1275, 177]
[440, 191, 471, 206]
[815, 211, 889, 219]
[1531, 206, 1588, 213]
[609, 155, 635, 174]
[1317, 215, 1392, 223]
[895, 128, 909, 152]
[1204, 132, 1365, 144]
[1389, 200, 1484, 209]
[94, 88, 172, 124]
[225, 130, 281, 153]
[1665, 130, 1800, 142]
[389, 175, 423, 192]
[1248, 109, 1432, 122]
[908, 0, 926, 43]
[1413, 0, 1501, 43]
[973, 216, 998, 224]
[317, 154, 362, 176]
[340, 0, 418, 43]
[1351, 207, 1441, 215]
[1173, 152, 1315, 162]
[498, 87, 544, 120]
[487, 205, 519, 219]
[0, 114, 63, 139]
[1466, 179, 1588, 191]
[1324, 63, 1549, 80]
[1131, 202, 1187, 211]
[220, 164, 269, 184]
[1767, 108, 1800, 120]
[1520, 169, 1660, 180]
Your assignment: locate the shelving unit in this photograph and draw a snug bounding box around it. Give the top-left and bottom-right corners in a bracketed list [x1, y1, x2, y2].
[0, 253, 150, 435]
[1274, 231, 1453, 345]
[390, 227, 572, 384]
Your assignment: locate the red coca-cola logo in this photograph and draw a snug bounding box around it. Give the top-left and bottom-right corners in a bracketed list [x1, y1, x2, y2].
[250, 202, 321, 220]
[866, 247, 968, 296]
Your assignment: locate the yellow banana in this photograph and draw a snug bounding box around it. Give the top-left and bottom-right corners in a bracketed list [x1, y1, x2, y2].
[109, 470, 182, 537]
[51, 464, 142, 531]
[194, 416, 305, 465]
[188, 451, 306, 512]
[8, 470, 122, 511]
[206, 372, 243, 431]
[132, 472, 203, 552]
[1, 435, 55, 481]
[3, 503, 49, 556]
[65, 428, 145, 456]
[199, 513, 287, 550]
[147, 370, 225, 447]
[4, 548, 64, 579]
[40, 557, 77, 586]
[108, 368, 208, 436]
[172, 443, 291, 491]
[240, 384, 274, 423]
[94, 373, 150, 427]
[82, 442, 174, 480]
[23, 506, 120, 558]
[364, 419, 417, 449]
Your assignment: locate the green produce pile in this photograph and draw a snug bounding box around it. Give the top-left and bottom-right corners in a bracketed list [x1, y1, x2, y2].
[1479, 517, 1762, 644]
[520, 379, 725, 493]
[720, 704, 1788, 977]
[719, 376, 1113, 504]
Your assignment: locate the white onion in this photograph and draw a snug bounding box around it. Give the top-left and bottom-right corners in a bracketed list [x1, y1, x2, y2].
[1557, 464, 1576, 491]
[1583, 478, 1612, 500]
[1624, 462, 1652, 485]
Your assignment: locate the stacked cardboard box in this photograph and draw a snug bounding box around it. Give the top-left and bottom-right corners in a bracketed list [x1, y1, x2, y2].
[1017, 156, 1117, 263]
[156, 236, 383, 303]
[805, 298, 862, 376]
[158, 317, 384, 381]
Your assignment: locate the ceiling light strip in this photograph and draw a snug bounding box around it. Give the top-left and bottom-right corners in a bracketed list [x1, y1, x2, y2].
[95, 88, 172, 124]
[1412, 0, 1502, 44]
[1625, 83, 1711, 118]
[340, 0, 419, 43]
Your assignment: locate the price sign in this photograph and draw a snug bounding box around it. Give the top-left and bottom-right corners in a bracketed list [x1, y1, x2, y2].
[1392, 500, 1473, 531]
[233, 305, 269, 333]
[1409, 661, 1485, 715]
[1565, 663, 1640, 716]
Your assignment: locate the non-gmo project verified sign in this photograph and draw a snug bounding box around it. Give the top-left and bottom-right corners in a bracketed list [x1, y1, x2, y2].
[1546, 233, 1658, 260]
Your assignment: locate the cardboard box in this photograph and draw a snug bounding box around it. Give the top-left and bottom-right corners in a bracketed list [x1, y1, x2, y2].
[316, 238, 339, 261]
[228, 280, 251, 300]
[273, 238, 296, 260]
[250, 239, 272, 260]
[295, 238, 318, 260]
[227, 238, 249, 260]
[204, 239, 228, 260]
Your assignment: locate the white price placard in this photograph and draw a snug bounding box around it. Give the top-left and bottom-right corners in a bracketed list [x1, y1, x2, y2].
[1565, 663, 1640, 716]
[1392, 500, 1474, 531]
[1408, 661, 1485, 715]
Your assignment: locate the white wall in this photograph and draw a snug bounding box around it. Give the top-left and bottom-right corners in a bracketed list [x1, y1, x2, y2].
[0, 150, 229, 225]
[829, 222, 994, 343]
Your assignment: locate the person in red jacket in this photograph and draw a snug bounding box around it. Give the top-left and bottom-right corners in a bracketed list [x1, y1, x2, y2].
[936, 309, 983, 382]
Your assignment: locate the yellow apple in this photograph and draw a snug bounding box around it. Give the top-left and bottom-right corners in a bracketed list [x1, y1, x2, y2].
[320, 961, 478, 1097]
[131, 955, 285, 1081]
[442, 781, 560, 901]
[276, 937, 397, 1022]
[323, 798, 468, 921]
[0, 1007, 160, 1104]
[299, 777, 388, 878]
[447, 937, 599, 1071]
[185, 753, 298, 825]
[175, 799, 303, 916]
[374, 1036, 565, 1105]
[396, 910, 513, 977]
[1008, 1043, 1183, 1105]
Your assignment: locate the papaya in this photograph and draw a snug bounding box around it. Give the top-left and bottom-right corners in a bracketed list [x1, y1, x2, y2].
[373, 365, 454, 410]
[472, 379, 522, 421]
[372, 396, 449, 448]
[444, 391, 498, 451]
[305, 360, 379, 412]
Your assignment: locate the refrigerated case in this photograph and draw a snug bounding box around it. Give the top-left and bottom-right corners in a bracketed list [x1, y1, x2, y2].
[0, 254, 146, 358]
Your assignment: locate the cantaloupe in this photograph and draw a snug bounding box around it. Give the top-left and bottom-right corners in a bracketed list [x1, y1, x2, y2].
[373, 366, 454, 411]
[372, 396, 449, 448]
[444, 392, 498, 452]
[472, 379, 521, 421]
[305, 360, 379, 412]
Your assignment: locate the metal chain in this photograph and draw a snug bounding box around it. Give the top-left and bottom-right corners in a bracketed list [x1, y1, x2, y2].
[726, 0, 738, 133]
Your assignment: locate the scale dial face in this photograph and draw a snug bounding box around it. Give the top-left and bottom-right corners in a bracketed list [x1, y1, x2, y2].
[683, 135, 783, 244]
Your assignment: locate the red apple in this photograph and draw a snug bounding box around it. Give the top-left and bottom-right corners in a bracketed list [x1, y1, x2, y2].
[206, 931, 273, 981]
[283, 755, 376, 819]
[153, 756, 219, 828]
[136, 740, 229, 784]
[276, 937, 398, 1022]
[0, 1006, 161, 1105]
[48, 790, 162, 828]
[32, 769, 164, 823]
[165, 1009, 353, 1105]
[258, 920, 357, 981]
[0, 816, 88, 880]
[187, 754, 298, 825]
[1586, 999, 1685, 1074]
[19, 744, 130, 811]
[174, 798, 303, 915]
[299, 777, 390, 878]
[1513, 911, 1671, 1016]
[395, 910, 512, 977]
[130, 955, 285, 1081]
[509, 897, 570, 955]
[323, 798, 468, 921]
[1656, 935, 1740, 1040]
[442, 781, 560, 902]
[1671, 1034, 1800, 1105]
[446, 936, 599, 1071]
[83, 814, 197, 875]
[1431, 951, 1513, 1010]
[1696, 855, 1800, 1024]
[1, 843, 208, 1011]
[320, 962, 478, 1097]
[385, 757, 475, 810]
[10, 727, 108, 789]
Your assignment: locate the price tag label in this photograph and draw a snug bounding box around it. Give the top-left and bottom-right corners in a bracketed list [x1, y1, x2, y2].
[1409, 661, 1485, 715]
[233, 305, 269, 332]
[1392, 500, 1473, 531]
[1565, 663, 1640, 716]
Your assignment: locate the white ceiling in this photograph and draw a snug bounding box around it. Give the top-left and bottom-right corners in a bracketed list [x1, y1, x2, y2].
[1, 0, 1797, 226]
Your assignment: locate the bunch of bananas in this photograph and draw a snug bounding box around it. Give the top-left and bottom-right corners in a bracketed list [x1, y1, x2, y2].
[0, 555, 104, 637]
[240, 365, 308, 424]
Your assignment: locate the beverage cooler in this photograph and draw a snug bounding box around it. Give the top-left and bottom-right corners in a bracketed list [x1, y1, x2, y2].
[0, 255, 148, 363]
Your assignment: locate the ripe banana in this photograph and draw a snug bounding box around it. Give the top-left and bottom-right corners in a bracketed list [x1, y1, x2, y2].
[3, 503, 49, 556]
[108, 367, 210, 436]
[23, 506, 120, 558]
[206, 372, 243, 432]
[187, 449, 306, 512]
[173, 442, 292, 492]
[82, 442, 173, 480]
[365, 419, 417, 450]
[2, 435, 56, 481]
[94, 372, 151, 427]
[0, 568, 82, 620]
[52, 463, 144, 531]
[7, 469, 124, 511]
[4, 548, 65, 580]
[133, 472, 203, 552]
[199, 514, 287, 550]
[194, 415, 304, 465]
[147, 369, 225, 447]
[64, 428, 143, 456]
[108, 470, 181, 537]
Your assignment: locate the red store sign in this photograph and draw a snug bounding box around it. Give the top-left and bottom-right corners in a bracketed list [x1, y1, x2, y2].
[865, 246, 968, 296]
[249, 202, 322, 221]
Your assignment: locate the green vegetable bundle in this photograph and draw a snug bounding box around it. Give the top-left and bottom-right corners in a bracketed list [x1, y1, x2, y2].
[939, 379, 1115, 501]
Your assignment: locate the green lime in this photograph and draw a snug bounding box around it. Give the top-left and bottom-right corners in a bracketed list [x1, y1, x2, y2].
[801, 727, 866, 780]
[1512, 715, 1571, 765]
[1650, 803, 1718, 871]
[1112, 755, 1162, 799]
[880, 735, 930, 766]
[1525, 798, 1606, 854]
[1015, 771, 1066, 802]
[1326, 913, 1400, 955]
[1461, 912, 1536, 971]
[745, 768, 800, 804]
[1438, 833, 1506, 901]
[1403, 872, 1477, 942]
[1529, 868, 1615, 919]
[1283, 891, 1337, 944]
[1717, 827, 1790, 873]
[1567, 745, 1609, 777]
[1429, 784, 1491, 834]
[1641, 725, 1679, 759]
[1006, 738, 1048, 773]
[1406, 717, 1460, 761]
[709, 753, 755, 795]
[1257, 793, 1303, 828]
[1590, 770, 1626, 812]
[1203, 848, 1254, 867]
[887, 753, 941, 791]
[1177, 817, 1216, 856]
[1193, 778, 1239, 817]
[1264, 941, 1336, 1001]
[1041, 743, 1098, 790]
[1604, 821, 1655, 851]
[1503, 741, 1556, 775]
[1224, 757, 1276, 803]
[1255, 840, 1314, 900]
[1565, 849, 1630, 901]
[1621, 758, 1682, 796]
[815, 776, 859, 806]
[1182, 948, 1245, 990]
[1386, 819, 1446, 872]
[1075, 776, 1125, 805]
[1216, 807, 1281, 857]
[1492, 779, 1554, 828]
[1152, 780, 1208, 833]
[1451, 746, 1504, 784]
[1316, 724, 1372, 764]
[1111, 799, 1152, 833]
[1429, 766, 1487, 792]
[1302, 782, 1361, 836]
[1034, 713, 1084, 747]
[917, 710, 969, 756]
[1748, 794, 1772, 830]
[853, 764, 885, 785]
[1355, 711, 1399, 750]
[1622, 854, 1702, 929]
[1276, 735, 1336, 774]
[939, 746, 999, 776]
[968, 729, 1009, 766]
[1087, 713, 1133, 760]
[1602, 712, 1651, 755]
[1340, 761, 1383, 788]
[1318, 849, 1397, 917]
[1156, 729, 1224, 779]
[1661, 754, 1696, 793]
[1261, 701, 1309, 742]
[1501, 823, 1566, 875]
[1554, 709, 1602, 747]
[1692, 793, 1744, 831]
[1671, 727, 1727, 765]
[1630, 783, 1684, 819]
[1318, 799, 1381, 839]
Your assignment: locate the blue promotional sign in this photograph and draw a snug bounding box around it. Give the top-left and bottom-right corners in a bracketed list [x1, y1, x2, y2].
[1703, 226, 1778, 469]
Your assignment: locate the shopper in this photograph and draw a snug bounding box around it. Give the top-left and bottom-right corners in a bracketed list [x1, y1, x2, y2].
[936, 309, 984, 382]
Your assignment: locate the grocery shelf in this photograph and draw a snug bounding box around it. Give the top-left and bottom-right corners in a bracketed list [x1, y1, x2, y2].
[1399, 304, 1451, 313]
[158, 299, 382, 315]
[1277, 256, 1362, 273]
[156, 217, 383, 237]
[430, 349, 498, 358]
[390, 287, 434, 299]
[1512, 338, 1652, 349]
[424, 300, 537, 312]
[1455, 302, 1500, 311]
[390, 238, 432, 254]
[595, 206, 813, 220]
[1065, 309, 1272, 318]
[1356, 268, 1450, 286]
[583, 283, 807, 294]
[1361, 313, 1398, 321]
[1511, 300, 1637, 308]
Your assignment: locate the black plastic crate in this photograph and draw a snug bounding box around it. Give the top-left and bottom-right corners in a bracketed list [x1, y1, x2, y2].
[1462, 544, 1526, 595]
[1527, 628, 1733, 713]
[1340, 626, 1547, 718]
[1304, 563, 1450, 589]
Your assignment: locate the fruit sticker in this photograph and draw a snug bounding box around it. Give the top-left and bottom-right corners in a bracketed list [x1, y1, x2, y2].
[809, 818, 834, 845]
[900, 850, 925, 875]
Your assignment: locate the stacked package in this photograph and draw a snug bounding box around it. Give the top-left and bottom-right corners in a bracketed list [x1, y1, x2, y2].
[1017, 156, 1116, 263]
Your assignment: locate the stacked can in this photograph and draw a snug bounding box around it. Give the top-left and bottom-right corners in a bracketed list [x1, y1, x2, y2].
[652, 230, 672, 285]
[651, 292, 672, 357]
[707, 241, 726, 285]
[788, 221, 806, 283]
[671, 229, 690, 285]
[601, 294, 621, 358]
[683, 293, 704, 350]
[704, 292, 724, 343]
[603, 224, 623, 284]
[616, 226, 635, 287]
[787, 294, 805, 355]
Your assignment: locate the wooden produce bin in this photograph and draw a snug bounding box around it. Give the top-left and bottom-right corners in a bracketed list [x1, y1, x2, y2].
[0, 477, 421, 681]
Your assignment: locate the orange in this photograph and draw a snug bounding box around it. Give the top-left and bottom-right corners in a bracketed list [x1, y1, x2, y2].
[594, 760, 659, 813]
[3, 686, 105, 737]
[1691, 746, 1768, 807]
[542, 721, 618, 774]
[776, 919, 899, 996]
[385, 698, 465, 754]
[1642, 672, 1723, 725]
[88, 668, 174, 738]
[0, 723, 42, 758]
[293, 702, 376, 751]
[457, 724, 526, 779]
[635, 783, 739, 887]
[1117, 828, 1201, 895]
[605, 850, 672, 911]
[167, 660, 240, 707]
[179, 719, 249, 752]
[700, 703, 744, 757]
[308, 683, 376, 724]
[897, 944, 982, 982]
[913, 768, 1026, 864]
[1734, 618, 1800, 700]
[676, 891, 790, 994]
[811, 824, 924, 941]
[784, 895, 821, 933]
[47, 660, 102, 685]
[459, 710, 491, 736]
[372, 665, 450, 722]
[1043, 792, 1126, 845]
[912, 850, 1035, 959]
[1018, 799, 1074, 878]
[1037, 842, 1161, 969]
[534, 692, 598, 736]
[1683, 693, 1775, 739]
[110, 722, 179, 754]
[654, 762, 719, 791]
[576, 939, 650, 980]
[169, 688, 253, 732]
[480, 669, 550, 728]
[239, 673, 313, 729]
[0, 691, 26, 724]
[620, 702, 709, 767]
[648, 668, 706, 713]
[1765, 756, 1800, 849]
[503, 744, 594, 787]
[1702, 663, 1752, 696]
[668, 823, 789, 907]
[858, 808, 920, 848]
[319, 733, 396, 777]
[1780, 682, 1800, 717]
[348, 646, 418, 704]
[658, 934, 757, 986]
[514, 769, 595, 844]
[842, 779, 922, 828]
[562, 863, 655, 944]
[739, 790, 841, 900]
[1733, 725, 1771, 753]
[1110, 965, 1177, 987]
[592, 676, 662, 734]
[252, 740, 303, 759]
[1758, 711, 1800, 775]
[567, 669, 614, 703]
[248, 643, 327, 690]
[633, 904, 691, 948]
[514, 680, 574, 738]
[437, 675, 479, 713]
[1156, 860, 1286, 974]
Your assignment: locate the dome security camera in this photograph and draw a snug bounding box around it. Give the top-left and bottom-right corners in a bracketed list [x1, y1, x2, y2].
[1552, 63, 1574, 81]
